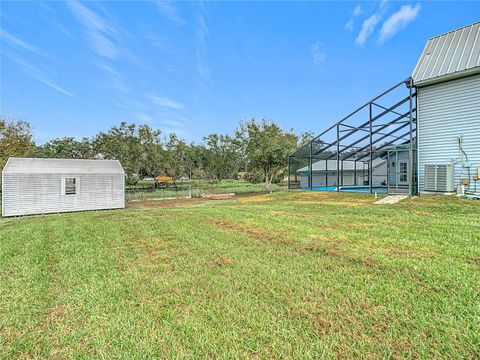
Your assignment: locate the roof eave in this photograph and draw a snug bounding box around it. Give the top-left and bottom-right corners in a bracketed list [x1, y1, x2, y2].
[2, 157, 12, 173]
[413, 65, 480, 88]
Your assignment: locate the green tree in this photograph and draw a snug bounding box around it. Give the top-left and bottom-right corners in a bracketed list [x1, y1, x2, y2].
[185, 144, 206, 180]
[35, 137, 93, 159]
[92, 122, 163, 185]
[237, 119, 298, 190]
[0, 117, 35, 168]
[203, 133, 241, 180]
[163, 133, 189, 179]
[137, 125, 164, 178]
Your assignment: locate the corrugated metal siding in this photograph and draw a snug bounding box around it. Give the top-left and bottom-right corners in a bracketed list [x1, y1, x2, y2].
[412, 22, 480, 86]
[417, 74, 480, 191]
[2, 173, 124, 216]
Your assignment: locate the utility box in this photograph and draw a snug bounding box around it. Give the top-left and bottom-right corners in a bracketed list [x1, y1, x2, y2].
[424, 164, 455, 192]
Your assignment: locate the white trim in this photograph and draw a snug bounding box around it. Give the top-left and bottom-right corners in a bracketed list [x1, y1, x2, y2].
[2, 158, 12, 216]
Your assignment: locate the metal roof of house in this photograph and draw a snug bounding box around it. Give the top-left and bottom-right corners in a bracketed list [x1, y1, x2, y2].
[412, 22, 480, 86]
[3, 158, 124, 175]
[297, 158, 386, 173]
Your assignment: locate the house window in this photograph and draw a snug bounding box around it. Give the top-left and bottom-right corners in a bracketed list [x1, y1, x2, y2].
[64, 178, 77, 195]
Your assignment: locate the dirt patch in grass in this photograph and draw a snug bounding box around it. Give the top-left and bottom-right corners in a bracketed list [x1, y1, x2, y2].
[209, 217, 290, 244]
[288, 302, 339, 336]
[469, 256, 480, 265]
[298, 243, 377, 268]
[131, 240, 178, 269]
[367, 243, 436, 258]
[316, 224, 341, 231]
[290, 192, 372, 206]
[49, 303, 70, 322]
[323, 200, 371, 207]
[214, 258, 234, 266]
[126, 197, 207, 209]
[238, 194, 272, 204]
[289, 192, 332, 201]
[299, 243, 342, 257]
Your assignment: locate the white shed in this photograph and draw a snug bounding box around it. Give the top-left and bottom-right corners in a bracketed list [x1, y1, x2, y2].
[2, 158, 125, 217]
[413, 22, 480, 192]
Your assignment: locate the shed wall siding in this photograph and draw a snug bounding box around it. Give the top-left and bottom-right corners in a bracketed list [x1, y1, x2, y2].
[2, 173, 124, 216]
[417, 74, 480, 191]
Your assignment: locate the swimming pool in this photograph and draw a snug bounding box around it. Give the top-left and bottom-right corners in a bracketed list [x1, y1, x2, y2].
[310, 186, 388, 194]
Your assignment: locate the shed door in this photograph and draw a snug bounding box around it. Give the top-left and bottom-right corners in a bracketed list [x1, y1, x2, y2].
[398, 161, 408, 185]
[388, 150, 410, 194]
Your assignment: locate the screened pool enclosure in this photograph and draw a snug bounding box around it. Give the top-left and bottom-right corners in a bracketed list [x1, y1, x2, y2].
[288, 79, 417, 195]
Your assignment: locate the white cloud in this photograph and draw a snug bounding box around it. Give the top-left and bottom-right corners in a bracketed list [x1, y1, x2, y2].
[133, 112, 153, 123]
[353, 4, 364, 17]
[156, 114, 190, 137]
[379, 3, 421, 43]
[344, 4, 365, 31]
[96, 63, 128, 94]
[356, 14, 380, 46]
[155, 1, 185, 26]
[67, 1, 118, 59]
[149, 95, 184, 110]
[344, 19, 354, 32]
[0, 29, 51, 58]
[6, 53, 75, 97]
[310, 42, 326, 63]
[195, 13, 213, 88]
[114, 95, 146, 112]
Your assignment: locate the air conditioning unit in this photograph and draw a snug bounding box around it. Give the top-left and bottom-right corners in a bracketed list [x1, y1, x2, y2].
[424, 164, 455, 192]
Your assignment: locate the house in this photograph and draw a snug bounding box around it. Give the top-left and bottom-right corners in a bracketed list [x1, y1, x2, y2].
[288, 22, 479, 195]
[2, 158, 125, 217]
[412, 22, 480, 193]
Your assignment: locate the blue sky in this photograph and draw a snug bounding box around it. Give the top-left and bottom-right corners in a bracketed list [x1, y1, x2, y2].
[1, 1, 479, 144]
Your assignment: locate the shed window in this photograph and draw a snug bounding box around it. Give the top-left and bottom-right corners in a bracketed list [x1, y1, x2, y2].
[64, 178, 77, 195]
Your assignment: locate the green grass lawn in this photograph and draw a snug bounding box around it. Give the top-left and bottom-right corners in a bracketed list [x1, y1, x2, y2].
[0, 191, 479, 358]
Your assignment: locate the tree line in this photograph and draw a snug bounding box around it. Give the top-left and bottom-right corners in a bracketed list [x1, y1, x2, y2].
[0, 117, 312, 189]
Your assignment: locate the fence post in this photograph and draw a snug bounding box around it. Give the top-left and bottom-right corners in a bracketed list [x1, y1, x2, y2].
[408, 78, 414, 196]
[309, 141, 313, 190]
[354, 160, 357, 186]
[369, 102, 373, 194]
[287, 156, 291, 189]
[336, 124, 340, 192]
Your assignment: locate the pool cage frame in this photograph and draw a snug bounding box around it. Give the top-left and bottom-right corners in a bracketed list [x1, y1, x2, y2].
[288, 78, 417, 195]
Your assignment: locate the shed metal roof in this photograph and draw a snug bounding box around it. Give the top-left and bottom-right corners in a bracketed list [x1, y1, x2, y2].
[412, 22, 480, 86]
[3, 158, 124, 175]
